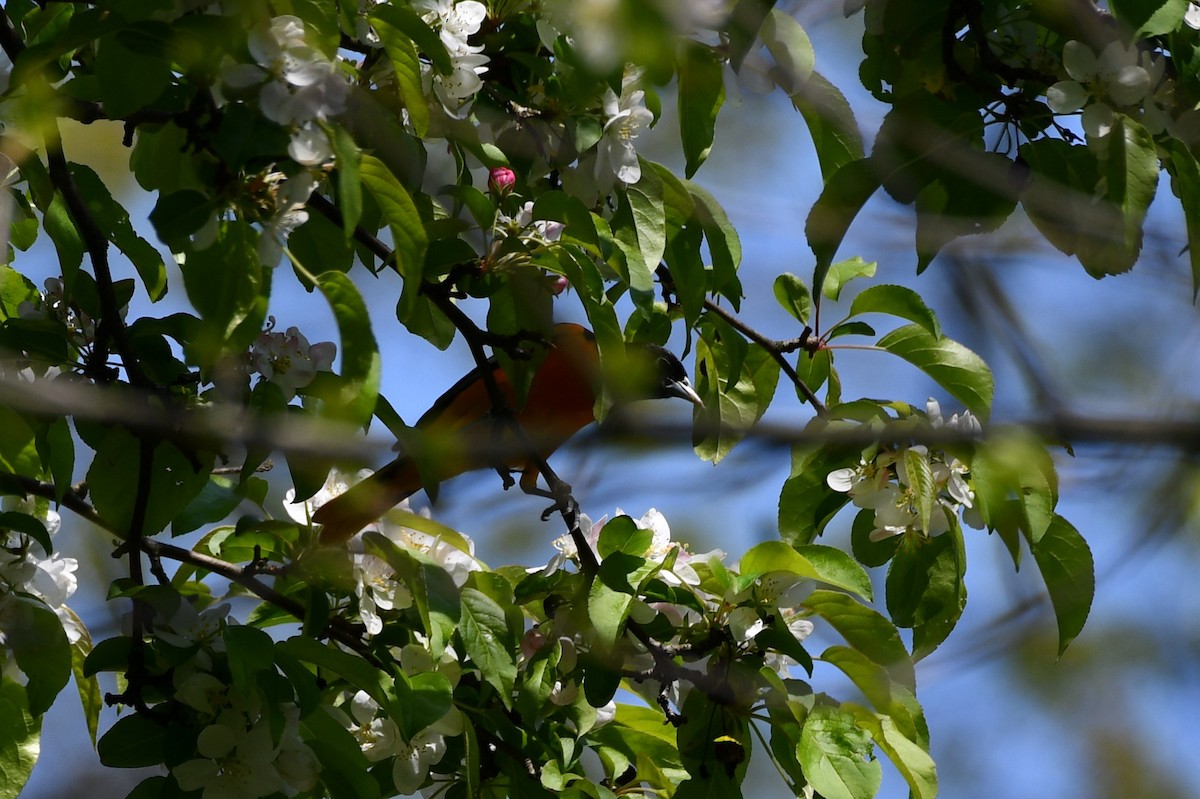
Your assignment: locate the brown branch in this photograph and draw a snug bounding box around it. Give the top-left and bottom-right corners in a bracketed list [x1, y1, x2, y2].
[701, 298, 826, 416]
[6, 472, 379, 663]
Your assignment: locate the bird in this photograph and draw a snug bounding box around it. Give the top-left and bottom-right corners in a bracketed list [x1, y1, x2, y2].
[312, 323, 703, 543]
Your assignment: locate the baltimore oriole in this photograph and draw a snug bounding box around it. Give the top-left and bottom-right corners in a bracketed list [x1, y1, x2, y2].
[312, 323, 702, 543]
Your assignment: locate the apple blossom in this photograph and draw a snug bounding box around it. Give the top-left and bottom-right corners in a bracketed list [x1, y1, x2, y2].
[596, 69, 654, 185]
[249, 319, 336, 400]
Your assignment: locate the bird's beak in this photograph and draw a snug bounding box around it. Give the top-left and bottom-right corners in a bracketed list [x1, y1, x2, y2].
[667, 378, 705, 407]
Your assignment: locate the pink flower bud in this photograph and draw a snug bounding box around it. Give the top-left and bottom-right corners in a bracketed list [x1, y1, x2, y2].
[550, 275, 570, 296]
[488, 166, 516, 194]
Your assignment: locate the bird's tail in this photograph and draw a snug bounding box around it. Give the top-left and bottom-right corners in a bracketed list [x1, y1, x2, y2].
[312, 458, 423, 544]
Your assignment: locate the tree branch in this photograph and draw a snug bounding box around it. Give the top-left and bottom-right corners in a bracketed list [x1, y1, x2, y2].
[0, 7, 150, 388]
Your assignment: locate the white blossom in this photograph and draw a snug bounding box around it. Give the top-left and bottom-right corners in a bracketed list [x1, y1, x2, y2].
[1187, 2, 1200, 29]
[596, 69, 654, 185]
[415, 0, 490, 113]
[257, 171, 320, 267]
[1047, 40, 1151, 140]
[355, 553, 413, 635]
[249, 319, 336, 400]
[216, 15, 350, 165]
[497, 201, 565, 244]
[0, 504, 81, 648]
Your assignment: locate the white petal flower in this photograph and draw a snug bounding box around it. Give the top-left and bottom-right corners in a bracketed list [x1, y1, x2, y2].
[1187, 2, 1200, 29]
[354, 554, 413, 635]
[250, 321, 337, 400]
[728, 607, 766, 643]
[597, 84, 653, 185]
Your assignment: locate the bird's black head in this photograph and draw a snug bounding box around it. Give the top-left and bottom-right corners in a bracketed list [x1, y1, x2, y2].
[628, 343, 704, 407]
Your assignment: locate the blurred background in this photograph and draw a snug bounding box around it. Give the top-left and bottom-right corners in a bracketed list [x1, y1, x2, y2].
[17, 1, 1200, 797]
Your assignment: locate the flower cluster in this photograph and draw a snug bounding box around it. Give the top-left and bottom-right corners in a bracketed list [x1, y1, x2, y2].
[495, 201, 565, 246]
[172, 669, 320, 799]
[248, 318, 336, 400]
[335, 639, 465, 794]
[216, 15, 351, 165]
[0, 503, 81, 681]
[541, 507, 816, 714]
[1047, 40, 1170, 140]
[827, 399, 982, 541]
[415, 0, 490, 114]
[286, 471, 481, 635]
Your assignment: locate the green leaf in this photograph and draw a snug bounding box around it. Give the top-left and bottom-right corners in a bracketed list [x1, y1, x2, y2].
[777, 440, 858, 545]
[847, 705, 938, 799]
[276, 636, 406, 727]
[693, 323, 780, 462]
[397, 669, 455, 740]
[360, 155, 428, 320]
[303, 709, 380, 799]
[97, 713, 166, 768]
[370, 13, 430, 137]
[179, 220, 262, 340]
[970, 434, 1057, 544]
[172, 475, 267, 537]
[0, 678, 40, 799]
[726, 0, 776, 70]
[821, 256, 876, 302]
[618, 165, 666, 310]
[850, 508, 901, 567]
[42, 194, 83, 287]
[459, 588, 518, 706]
[761, 9, 814, 93]
[685, 180, 742, 304]
[330, 124, 363, 238]
[69, 165, 168, 301]
[1019, 127, 1157, 278]
[149, 190, 213, 252]
[88, 429, 213, 537]
[848, 284, 939, 338]
[1164, 139, 1200, 299]
[43, 416, 74, 504]
[876, 324, 993, 422]
[903, 448, 936, 536]
[1027, 515, 1094, 654]
[0, 512, 52, 559]
[798, 704, 881, 799]
[316, 271, 381, 427]
[913, 157, 1018, 272]
[597, 515, 653, 558]
[677, 41, 726, 178]
[808, 160, 880, 299]
[821, 647, 929, 747]
[792, 70, 863, 179]
[94, 24, 171, 118]
[65, 608, 101, 746]
[5, 596, 69, 717]
[803, 590, 915, 688]
[773, 272, 811, 324]
[223, 625, 276, 690]
[368, 3, 451, 74]
[1086, 116, 1158, 277]
[885, 528, 967, 660]
[589, 571, 636, 653]
[740, 541, 872, 601]
[1110, 0, 1187, 37]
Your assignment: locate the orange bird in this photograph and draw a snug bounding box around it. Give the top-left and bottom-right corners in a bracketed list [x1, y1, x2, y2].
[313, 323, 703, 543]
